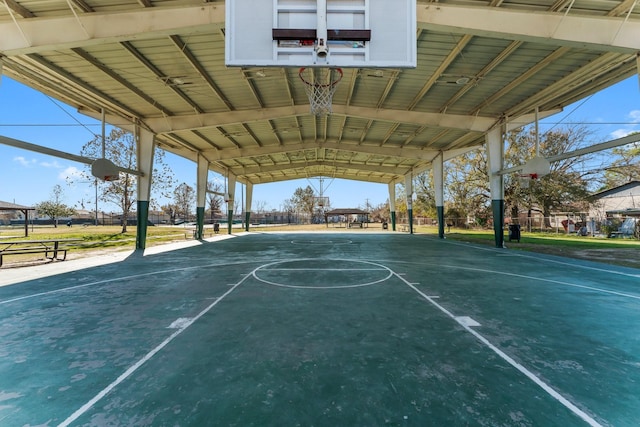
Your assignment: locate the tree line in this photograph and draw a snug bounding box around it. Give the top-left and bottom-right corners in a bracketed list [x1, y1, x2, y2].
[31, 125, 640, 230]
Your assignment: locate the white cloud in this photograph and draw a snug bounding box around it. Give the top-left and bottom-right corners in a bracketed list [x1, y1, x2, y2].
[58, 166, 85, 181]
[40, 160, 63, 169]
[13, 156, 36, 167]
[628, 110, 640, 123]
[610, 128, 635, 139]
[609, 110, 640, 139]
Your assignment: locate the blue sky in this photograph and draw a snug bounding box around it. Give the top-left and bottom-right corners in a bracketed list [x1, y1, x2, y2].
[0, 75, 638, 212]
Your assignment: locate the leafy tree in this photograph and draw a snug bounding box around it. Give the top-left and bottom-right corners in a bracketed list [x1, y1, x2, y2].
[173, 183, 195, 222]
[79, 128, 174, 233]
[290, 185, 317, 223]
[35, 185, 76, 227]
[413, 172, 439, 219]
[444, 150, 490, 225]
[505, 125, 594, 227]
[600, 136, 640, 188]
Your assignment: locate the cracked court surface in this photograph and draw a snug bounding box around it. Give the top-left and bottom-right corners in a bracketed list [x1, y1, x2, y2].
[1, 232, 639, 426]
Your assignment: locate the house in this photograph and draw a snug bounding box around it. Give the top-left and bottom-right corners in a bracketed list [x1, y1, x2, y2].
[588, 181, 640, 220]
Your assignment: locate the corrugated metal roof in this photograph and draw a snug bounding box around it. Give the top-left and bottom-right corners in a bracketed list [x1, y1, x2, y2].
[1, 1, 638, 185]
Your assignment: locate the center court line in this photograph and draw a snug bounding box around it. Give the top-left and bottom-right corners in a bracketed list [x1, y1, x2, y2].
[394, 271, 604, 427]
[57, 270, 253, 427]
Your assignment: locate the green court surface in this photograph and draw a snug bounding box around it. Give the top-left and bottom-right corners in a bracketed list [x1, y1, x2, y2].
[1, 232, 639, 426]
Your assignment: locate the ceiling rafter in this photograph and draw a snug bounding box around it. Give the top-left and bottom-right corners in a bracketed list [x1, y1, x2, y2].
[439, 40, 523, 114]
[119, 41, 203, 114]
[3, 0, 34, 18]
[407, 34, 473, 111]
[417, 3, 640, 53]
[507, 52, 631, 118]
[206, 140, 440, 163]
[191, 130, 222, 151]
[608, 0, 638, 16]
[241, 69, 265, 108]
[169, 34, 234, 111]
[376, 70, 400, 109]
[471, 47, 570, 116]
[71, 47, 175, 117]
[16, 54, 142, 121]
[69, 0, 94, 13]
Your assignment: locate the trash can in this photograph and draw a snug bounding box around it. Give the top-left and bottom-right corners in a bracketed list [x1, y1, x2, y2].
[382, 222, 388, 230]
[508, 224, 521, 242]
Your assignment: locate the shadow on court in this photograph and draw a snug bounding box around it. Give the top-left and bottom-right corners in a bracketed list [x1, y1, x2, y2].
[0, 233, 639, 426]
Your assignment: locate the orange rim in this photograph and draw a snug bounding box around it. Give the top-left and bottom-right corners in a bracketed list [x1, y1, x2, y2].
[299, 67, 343, 87]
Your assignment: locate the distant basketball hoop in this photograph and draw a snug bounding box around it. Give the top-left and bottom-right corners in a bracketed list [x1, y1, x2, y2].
[91, 158, 120, 182]
[315, 196, 329, 209]
[299, 67, 343, 116]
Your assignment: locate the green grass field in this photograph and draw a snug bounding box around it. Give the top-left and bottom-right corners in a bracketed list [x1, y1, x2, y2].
[1, 223, 639, 269]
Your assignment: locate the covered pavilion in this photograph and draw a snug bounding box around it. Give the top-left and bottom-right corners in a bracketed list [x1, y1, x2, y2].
[0, 1, 639, 247]
[0, 201, 35, 237]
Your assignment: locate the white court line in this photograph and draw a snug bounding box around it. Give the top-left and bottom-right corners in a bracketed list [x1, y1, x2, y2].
[0, 260, 259, 306]
[57, 269, 253, 427]
[265, 268, 384, 271]
[435, 237, 640, 279]
[372, 258, 640, 302]
[394, 271, 603, 427]
[252, 259, 393, 289]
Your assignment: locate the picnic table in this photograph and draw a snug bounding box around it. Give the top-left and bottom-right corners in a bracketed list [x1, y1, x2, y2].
[0, 238, 84, 267]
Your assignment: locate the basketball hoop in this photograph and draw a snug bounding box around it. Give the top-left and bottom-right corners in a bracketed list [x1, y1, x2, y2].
[299, 67, 343, 116]
[91, 158, 120, 182]
[315, 196, 329, 208]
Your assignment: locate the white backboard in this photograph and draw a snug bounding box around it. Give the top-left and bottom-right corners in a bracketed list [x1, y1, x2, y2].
[225, 0, 416, 68]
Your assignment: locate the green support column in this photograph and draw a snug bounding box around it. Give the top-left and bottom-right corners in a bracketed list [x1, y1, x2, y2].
[196, 206, 205, 240]
[492, 199, 505, 248]
[245, 212, 251, 231]
[390, 211, 396, 231]
[136, 200, 149, 250]
[408, 207, 414, 234]
[227, 210, 233, 234]
[437, 206, 445, 238]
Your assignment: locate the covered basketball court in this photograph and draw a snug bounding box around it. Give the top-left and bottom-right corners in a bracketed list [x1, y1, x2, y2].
[1, 0, 640, 247]
[1, 2, 640, 425]
[1, 233, 639, 426]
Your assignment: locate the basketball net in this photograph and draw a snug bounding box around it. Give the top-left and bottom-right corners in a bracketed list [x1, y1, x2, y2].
[518, 173, 538, 189]
[299, 67, 343, 116]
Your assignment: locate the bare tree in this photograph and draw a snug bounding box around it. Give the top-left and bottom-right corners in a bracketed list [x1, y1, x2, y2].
[79, 128, 174, 232]
[173, 183, 195, 222]
[207, 181, 224, 222]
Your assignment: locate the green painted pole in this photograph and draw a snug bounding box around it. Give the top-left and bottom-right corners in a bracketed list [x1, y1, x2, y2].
[245, 212, 251, 231]
[196, 206, 204, 240]
[136, 200, 149, 250]
[408, 208, 413, 234]
[390, 211, 396, 231]
[227, 210, 233, 234]
[492, 199, 505, 248]
[437, 206, 445, 238]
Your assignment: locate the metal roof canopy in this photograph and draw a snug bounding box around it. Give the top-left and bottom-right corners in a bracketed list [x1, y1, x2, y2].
[0, 1, 639, 188]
